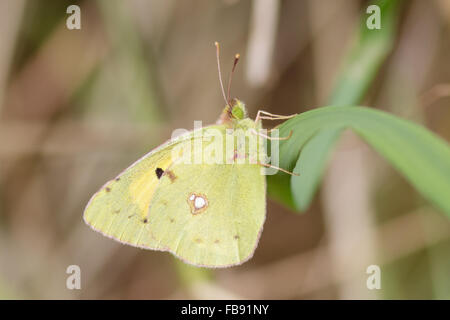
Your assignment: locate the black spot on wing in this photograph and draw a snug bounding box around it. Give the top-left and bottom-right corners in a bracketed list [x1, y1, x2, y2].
[155, 168, 164, 179]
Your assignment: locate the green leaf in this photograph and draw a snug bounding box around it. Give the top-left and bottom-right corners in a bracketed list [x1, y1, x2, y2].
[266, 171, 296, 210]
[274, 0, 403, 212]
[291, 128, 344, 211]
[329, 0, 401, 105]
[271, 106, 450, 217]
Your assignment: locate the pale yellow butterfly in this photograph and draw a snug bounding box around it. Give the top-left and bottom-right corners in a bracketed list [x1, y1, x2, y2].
[84, 43, 296, 267]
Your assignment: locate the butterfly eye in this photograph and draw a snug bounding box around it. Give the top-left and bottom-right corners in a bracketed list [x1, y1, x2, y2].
[231, 106, 244, 119]
[230, 99, 247, 120]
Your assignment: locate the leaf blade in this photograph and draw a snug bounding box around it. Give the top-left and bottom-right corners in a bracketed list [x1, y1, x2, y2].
[279, 0, 403, 212]
[273, 106, 450, 216]
[291, 128, 344, 211]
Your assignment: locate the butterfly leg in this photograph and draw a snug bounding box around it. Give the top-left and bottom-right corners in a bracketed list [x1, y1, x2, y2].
[258, 162, 300, 176]
[250, 128, 293, 141]
[255, 110, 297, 123]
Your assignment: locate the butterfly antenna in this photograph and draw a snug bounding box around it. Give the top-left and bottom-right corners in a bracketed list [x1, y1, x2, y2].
[227, 53, 240, 104]
[215, 42, 228, 106]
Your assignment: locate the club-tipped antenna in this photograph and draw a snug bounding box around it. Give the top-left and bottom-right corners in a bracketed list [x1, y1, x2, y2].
[215, 42, 228, 106]
[227, 53, 240, 104]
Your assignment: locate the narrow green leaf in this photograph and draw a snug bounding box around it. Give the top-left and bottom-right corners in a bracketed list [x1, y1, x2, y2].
[274, 106, 450, 217]
[266, 172, 296, 210]
[275, 0, 402, 211]
[291, 128, 344, 211]
[329, 0, 401, 105]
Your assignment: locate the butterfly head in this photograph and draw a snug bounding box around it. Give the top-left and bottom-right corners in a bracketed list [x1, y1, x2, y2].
[230, 99, 247, 120]
[217, 99, 248, 124]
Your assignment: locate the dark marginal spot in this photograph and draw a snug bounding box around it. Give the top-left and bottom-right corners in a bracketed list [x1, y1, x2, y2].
[114, 209, 120, 214]
[115, 177, 120, 181]
[105, 187, 111, 192]
[214, 239, 220, 244]
[169, 218, 174, 223]
[155, 168, 164, 179]
[143, 218, 148, 223]
[234, 235, 239, 240]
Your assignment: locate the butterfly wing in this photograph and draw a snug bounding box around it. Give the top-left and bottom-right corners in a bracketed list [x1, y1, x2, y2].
[146, 162, 266, 268]
[83, 128, 204, 249]
[84, 123, 266, 268]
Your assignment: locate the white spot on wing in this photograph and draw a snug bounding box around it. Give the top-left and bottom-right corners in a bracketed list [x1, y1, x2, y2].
[187, 193, 208, 214]
[194, 196, 206, 209]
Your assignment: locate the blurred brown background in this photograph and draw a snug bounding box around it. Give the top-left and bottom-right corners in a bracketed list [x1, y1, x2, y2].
[0, 0, 449, 299]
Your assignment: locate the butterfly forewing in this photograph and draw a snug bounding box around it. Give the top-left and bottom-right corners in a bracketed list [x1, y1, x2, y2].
[83, 130, 199, 249]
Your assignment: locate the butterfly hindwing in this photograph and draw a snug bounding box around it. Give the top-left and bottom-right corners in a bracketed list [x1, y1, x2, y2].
[145, 125, 266, 267]
[84, 121, 267, 267]
[146, 163, 266, 267]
